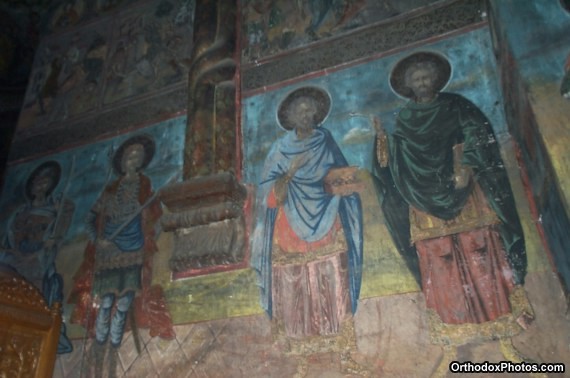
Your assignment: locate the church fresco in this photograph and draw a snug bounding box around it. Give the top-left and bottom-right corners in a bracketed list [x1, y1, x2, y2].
[371, 50, 535, 373]
[0, 0, 569, 375]
[489, 0, 570, 295]
[0, 116, 186, 354]
[44, 0, 139, 35]
[68, 133, 178, 376]
[0, 160, 74, 354]
[0, 110, 268, 356]
[249, 86, 367, 373]
[3, 22, 558, 377]
[19, 21, 110, 129]
[242, 26, 549, 354]
[17, 0, 195, 132]
[103, 0, 195, 105]
[241, 0, 441, 62]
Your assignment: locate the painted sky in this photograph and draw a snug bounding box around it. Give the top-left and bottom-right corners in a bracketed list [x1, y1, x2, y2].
[242, 27, 509, 186]
[492, 0, 570, 81]
[0, 116, 186, 241]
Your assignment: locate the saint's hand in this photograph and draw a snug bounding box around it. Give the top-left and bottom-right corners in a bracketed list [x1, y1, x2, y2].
[373, 116, 389, 167]
[452, 143, 472, 189]
[274, 175, 290, 205]
[96, 238, 113, 249]
[454, 167, 472, 189]
[372, 116, 385, 137]
[289, 156, 304, 176]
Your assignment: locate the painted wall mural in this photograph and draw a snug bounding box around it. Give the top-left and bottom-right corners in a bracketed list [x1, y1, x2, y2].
[18, 0, 195, 132]
[0, 116, 185, 366]
[249, 86, 366, 373]
[242, 26, 550, 370]
[45, 0, 139, 34]
[103, 0, 195, 105]
[0, 160, 74, 354]
[241, 0, 441, 62]
[489, 0, 570, 294]
[43, 0, 193, 37]
[1, 1, 570, 375]
[560, 52, 570, 98]
[371, 50, 533, 373]
[19, 21, 110, 129]
[68, 134, 178, 376]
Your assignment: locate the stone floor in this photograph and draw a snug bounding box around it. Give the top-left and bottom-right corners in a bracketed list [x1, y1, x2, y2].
[53, 270, 570, 377]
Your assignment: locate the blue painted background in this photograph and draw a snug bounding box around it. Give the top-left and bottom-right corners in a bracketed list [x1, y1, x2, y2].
[491, 0, 570, 81]
[0, 116, 186, 241]
[242, 27, 508, 186]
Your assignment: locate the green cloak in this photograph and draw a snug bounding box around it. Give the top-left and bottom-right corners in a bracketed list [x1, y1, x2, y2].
[372, 93, 527, 284]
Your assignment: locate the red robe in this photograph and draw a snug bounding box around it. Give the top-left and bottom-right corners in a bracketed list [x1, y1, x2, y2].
[68, 174, 175, 340]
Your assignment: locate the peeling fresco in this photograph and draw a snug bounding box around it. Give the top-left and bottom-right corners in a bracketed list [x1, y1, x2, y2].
[242, 26, 548, 305]
[490, 0, 570, 293]
[18, 0, 195, 132]
[0, 116, 185, 351]
[241, 0, 442, 62]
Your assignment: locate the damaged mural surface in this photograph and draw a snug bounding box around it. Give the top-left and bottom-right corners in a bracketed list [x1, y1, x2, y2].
[242, 26, 549, 369]
[0, 117, 185, 363]
[18, 0, 195, 131]
[249, 85, 365, 369]
[3, 3, 570, 376]
[491, 0, 570, 295]
[241, 0, 442, 62]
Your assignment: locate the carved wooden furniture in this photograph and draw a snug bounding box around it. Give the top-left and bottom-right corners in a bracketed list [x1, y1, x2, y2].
[0, 264, 61, 378]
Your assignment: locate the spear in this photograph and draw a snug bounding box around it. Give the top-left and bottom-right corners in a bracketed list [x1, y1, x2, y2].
[105, 172, 180, 242]
[50, 155, 76, 241]
[107, 171, 179, 355]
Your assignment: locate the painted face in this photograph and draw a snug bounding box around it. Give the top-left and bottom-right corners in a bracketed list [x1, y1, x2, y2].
[31, 173, 54, 198]
[290, 98, 318, 131]
[121, 144, 145, 174]
[408, 68, 436, 101]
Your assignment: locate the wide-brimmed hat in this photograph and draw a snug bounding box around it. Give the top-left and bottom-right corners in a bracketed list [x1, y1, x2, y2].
[25, 160, 61, 200]
[277, 86, 331, 130]
[390, 51, 451, 98]
[112, 134, 156, 175]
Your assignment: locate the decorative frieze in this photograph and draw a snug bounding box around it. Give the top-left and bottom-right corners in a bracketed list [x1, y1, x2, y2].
[242, 0, 485, 92]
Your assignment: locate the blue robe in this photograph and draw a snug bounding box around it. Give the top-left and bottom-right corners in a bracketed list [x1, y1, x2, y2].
[251, 127, 363, 316]
[1, 198, 74, 354]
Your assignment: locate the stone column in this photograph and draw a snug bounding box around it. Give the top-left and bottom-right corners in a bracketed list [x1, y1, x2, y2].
[184, 0, 238, 178]
[161, 0, 246, 279]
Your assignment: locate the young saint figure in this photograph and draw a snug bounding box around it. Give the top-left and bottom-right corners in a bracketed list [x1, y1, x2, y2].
[69, 135, 174, 374]
[251, 86, 366, 375]
[1, 161, 74, 354]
